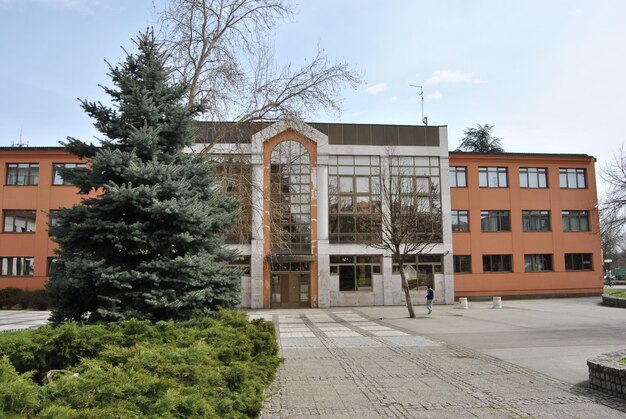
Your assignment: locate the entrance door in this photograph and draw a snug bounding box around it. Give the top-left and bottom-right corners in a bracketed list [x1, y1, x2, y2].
[271, 272, 310, 308]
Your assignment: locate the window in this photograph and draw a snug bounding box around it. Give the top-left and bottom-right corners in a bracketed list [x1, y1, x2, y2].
[519, 167, 547, 188]
[524, 254, 553, 272]
[328, 156, 382, 243]
[47, 257, 59, 276]
[48, 210, 59, 229]
[451, 210, 469, 232]
[3, 210, 36, 233]
[52, 163, 87, 185]
[483, 255, 512, 272]
[210, 154, 252, 243]
[565, 253, 592, 271]
[449, 166, 467, 187]
[480, 210, 510, 232]
[0, 257, 34, 276]
[479, 167, 507, 188]
[522, 210, 550, 232]
[270, 141, 311, 254]
[6, 163, 39, 185]
[562, 210, 589, 231]
[454, 255, 471, 273]
[330, 255, 380, 291]
[559, 168, 586, 189]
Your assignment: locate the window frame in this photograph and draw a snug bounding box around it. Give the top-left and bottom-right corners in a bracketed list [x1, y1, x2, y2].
[562, 210, 590, 232]
[328, 155, 383, 243]
[564, 253, 592, 271]
[480, 210, 511, 232]
[519, 167, 548, 188]
[449, 166, 467, 188]
[478, 166, 508, 188]
[52, 163, 87, 185]
[6, 163, 39, 186]
[559, 168, 586, 189]
[524, 254, 553, 272]
[483, 254, 512, 273]
[329, 255, 381, 291]
[451, 210, 469, 232]
[453, 255, 471, 273]
[0, 257, 34, 276]
[522, 210, 550, 232]
[3, 210, 37, 233]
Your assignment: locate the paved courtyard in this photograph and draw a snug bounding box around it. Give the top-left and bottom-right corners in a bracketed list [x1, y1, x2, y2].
[254, 299, 626, 418]
[0, 310, 49, 332]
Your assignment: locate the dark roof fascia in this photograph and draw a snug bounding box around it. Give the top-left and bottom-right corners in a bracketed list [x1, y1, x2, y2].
[0, 146, 66, 151]
[449, 151, 595, 159]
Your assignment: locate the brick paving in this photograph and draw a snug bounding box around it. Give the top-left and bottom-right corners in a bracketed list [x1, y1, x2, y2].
[254, 309, 626, 418]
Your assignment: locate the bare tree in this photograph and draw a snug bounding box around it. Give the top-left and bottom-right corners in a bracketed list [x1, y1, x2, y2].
[600, 210, 624, 265]
[367, 153, 443, 318]
[157, 0, 360, 127]
[601, 145, 626, 230]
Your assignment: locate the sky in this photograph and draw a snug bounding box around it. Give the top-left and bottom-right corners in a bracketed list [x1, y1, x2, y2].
[1, 0, 625, 198]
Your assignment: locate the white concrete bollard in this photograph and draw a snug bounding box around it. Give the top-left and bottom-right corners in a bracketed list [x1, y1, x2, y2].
[493, 296, 502, 309]
[459, 297, 468, 309]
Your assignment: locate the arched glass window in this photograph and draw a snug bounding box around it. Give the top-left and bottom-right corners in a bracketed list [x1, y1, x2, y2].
[270, 141, 311, 254]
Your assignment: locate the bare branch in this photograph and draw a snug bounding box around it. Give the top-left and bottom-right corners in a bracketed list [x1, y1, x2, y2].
[157, 0, 361, 126]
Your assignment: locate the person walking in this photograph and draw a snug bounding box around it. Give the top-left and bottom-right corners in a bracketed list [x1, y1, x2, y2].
[426, 286, 434, 314]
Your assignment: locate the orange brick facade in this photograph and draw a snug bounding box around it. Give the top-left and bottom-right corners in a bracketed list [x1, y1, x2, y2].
[450, 152, 603, 297]
[0, 145, 603, 301]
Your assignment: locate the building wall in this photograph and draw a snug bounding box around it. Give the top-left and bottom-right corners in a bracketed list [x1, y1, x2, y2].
[450, 152, 603, 297]
[0, 148, 86, 289]
[0, 129, 602, 304]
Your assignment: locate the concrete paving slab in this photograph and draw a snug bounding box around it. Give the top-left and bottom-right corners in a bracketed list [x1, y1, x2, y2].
[257, 300, 626, 417]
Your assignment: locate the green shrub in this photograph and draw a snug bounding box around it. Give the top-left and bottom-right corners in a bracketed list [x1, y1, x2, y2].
[0, 287, 51, 310]
[0, 311, 279, 418]
[0, 356, 39, 417]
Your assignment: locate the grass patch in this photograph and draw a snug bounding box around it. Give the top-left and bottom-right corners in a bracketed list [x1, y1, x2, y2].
[0, 310, 279, 418]
[620, 358, 626, 365]
[604, 289, 626, 299]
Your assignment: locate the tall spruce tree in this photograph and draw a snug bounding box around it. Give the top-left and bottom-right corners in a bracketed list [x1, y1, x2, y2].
[47, 31, 241, 324]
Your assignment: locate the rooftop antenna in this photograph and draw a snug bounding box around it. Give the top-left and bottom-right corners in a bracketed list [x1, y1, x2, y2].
[11, 127, 28, 147]
[409, 84, 428, 125]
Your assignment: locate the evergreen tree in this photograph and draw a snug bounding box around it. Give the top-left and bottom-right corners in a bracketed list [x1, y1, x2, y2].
[47, 31, 241, 324]
[456, 124, 504, 153]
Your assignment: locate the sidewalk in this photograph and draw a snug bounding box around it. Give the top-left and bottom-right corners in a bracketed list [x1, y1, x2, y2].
[0, 310, 49, 332]
[255, 301, 626, 418]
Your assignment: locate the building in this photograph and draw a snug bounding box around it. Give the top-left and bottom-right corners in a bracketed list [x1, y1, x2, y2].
[449, 151, 603, 297]
[0, 122, 603, 307]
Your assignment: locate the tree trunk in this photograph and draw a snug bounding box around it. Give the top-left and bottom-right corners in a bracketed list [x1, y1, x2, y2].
[398, 264, 415, 318]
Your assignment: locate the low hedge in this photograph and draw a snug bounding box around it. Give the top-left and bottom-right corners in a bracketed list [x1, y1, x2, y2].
[0, 287, 50, 310]
[0, 310, 279, 418]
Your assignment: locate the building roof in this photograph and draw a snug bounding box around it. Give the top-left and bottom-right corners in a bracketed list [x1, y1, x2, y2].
[449, 151, 595, 160]
[0, 146, 65, 151]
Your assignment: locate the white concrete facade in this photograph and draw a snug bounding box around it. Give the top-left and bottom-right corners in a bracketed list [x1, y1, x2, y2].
[195, 121, 455, 308]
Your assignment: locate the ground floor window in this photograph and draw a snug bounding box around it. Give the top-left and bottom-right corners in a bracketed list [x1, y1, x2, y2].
[524, 254, 553, 272]
[453, 255, 471, 273]
[330, 255, 380, 291]
[483, 254, 512, 272]
[392, 254, 441, 289]
[230, 255, 251, 275]
[565, 253, 592, 271]
[0, 257, 34, 276]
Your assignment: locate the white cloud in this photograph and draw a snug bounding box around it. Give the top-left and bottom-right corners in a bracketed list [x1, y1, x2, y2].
[365, 83, 389, 94]
[424, 70, 485, 86]
[425, 91, 442, 101]
[389, 96, 397, 102]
